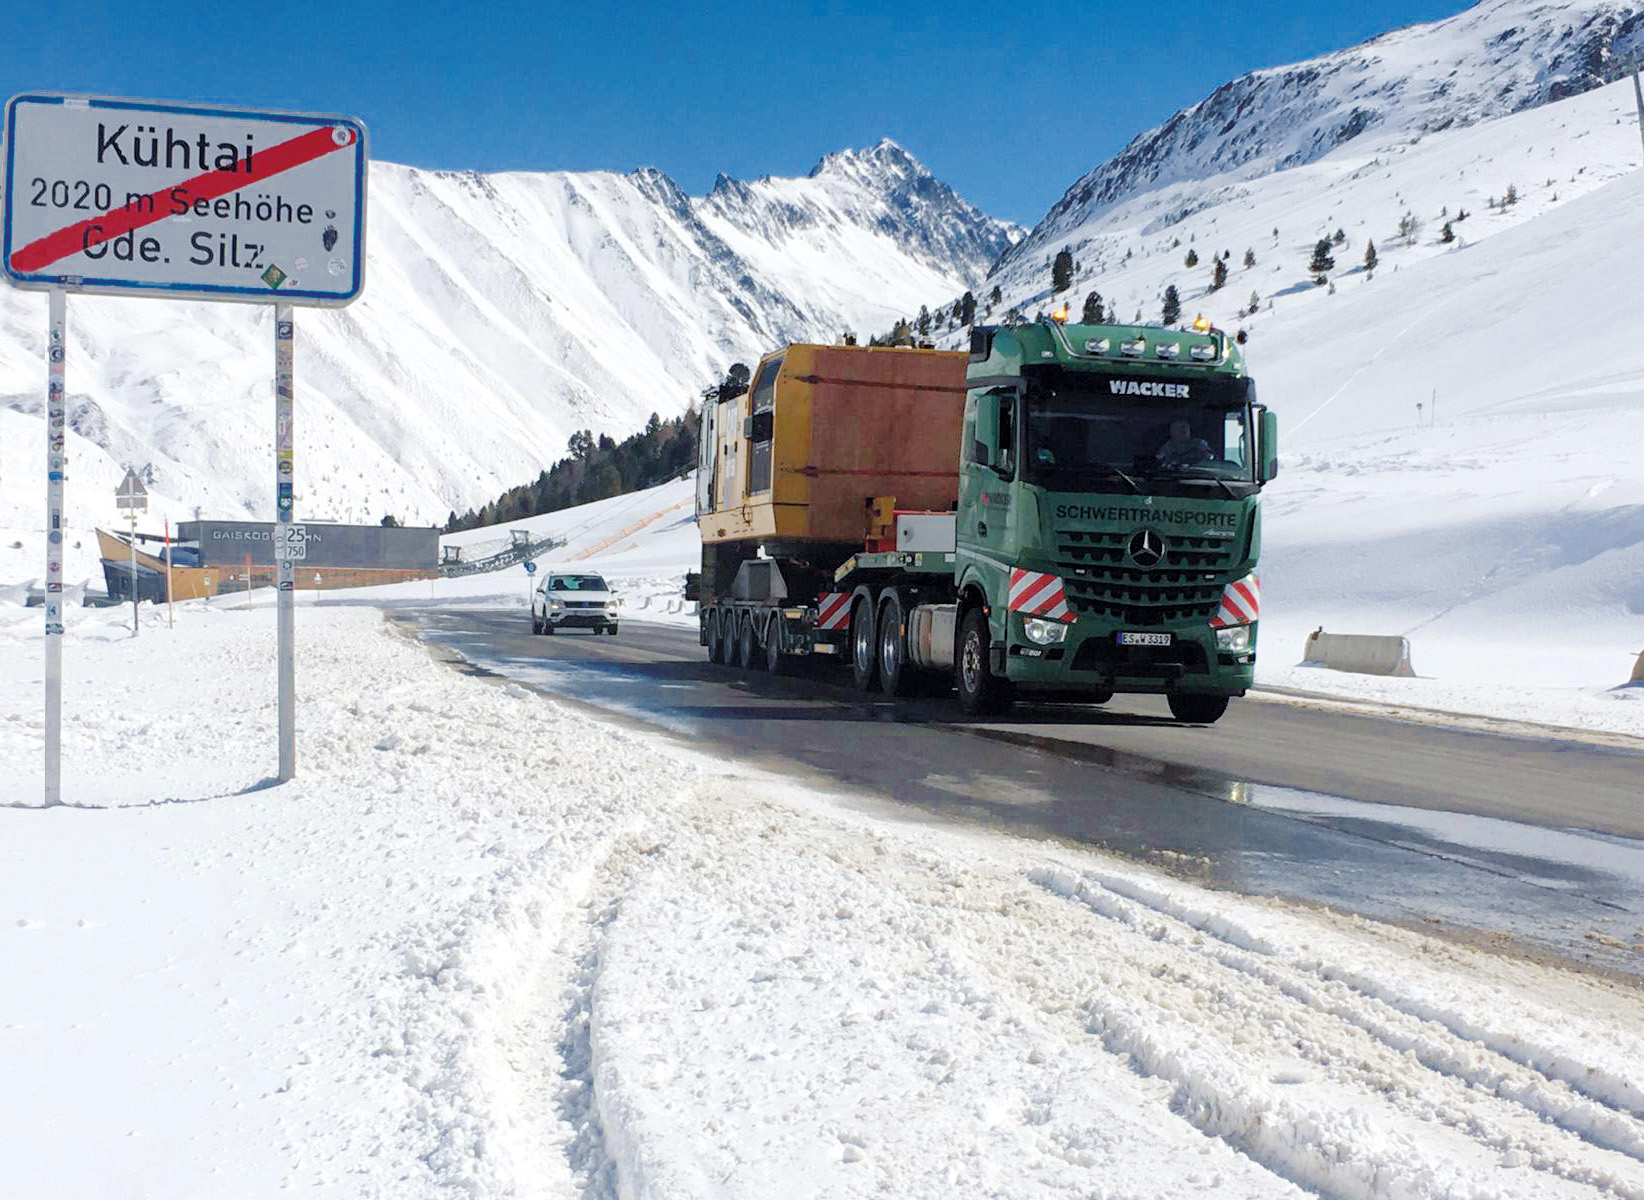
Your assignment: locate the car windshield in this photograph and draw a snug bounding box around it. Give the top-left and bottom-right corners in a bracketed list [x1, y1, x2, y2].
[1022, 376, 1254, 487]
[548, 575, 609, 591]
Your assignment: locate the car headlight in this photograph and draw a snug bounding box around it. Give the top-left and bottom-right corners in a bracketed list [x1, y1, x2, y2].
[1023, 617, 1069, 645]
[1215, 624, 1251, 652]
[548, 600, 563, 610]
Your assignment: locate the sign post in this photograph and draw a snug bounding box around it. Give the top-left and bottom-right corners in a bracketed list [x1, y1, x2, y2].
[44, 289, 65, 808]
[523, 558, 536, 602]
[115, 468, 148, 636]
[3, 92, 367, 802]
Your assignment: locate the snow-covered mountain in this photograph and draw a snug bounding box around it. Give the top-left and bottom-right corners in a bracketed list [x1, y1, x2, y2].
[997, 0, 1644, 274]
[0, 139, 1016, 545]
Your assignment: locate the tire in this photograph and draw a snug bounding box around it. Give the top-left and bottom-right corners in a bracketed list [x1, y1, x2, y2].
[850, 596, 878, 692]
[531, 609, 543, 635]
[542, 622, 555, 636]
[738, 614, 762, 670]
[765, 621, 787, 675]
[606, 624, 619, 636]
[956, 607, 1010, 717]
[1168, 694, 1230, 724]
[877, 591, 913, 697]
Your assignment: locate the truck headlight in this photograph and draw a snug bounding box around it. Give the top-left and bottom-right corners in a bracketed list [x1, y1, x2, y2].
[1024, 617, 1069, 645]
[1215, 624, 1251, 652]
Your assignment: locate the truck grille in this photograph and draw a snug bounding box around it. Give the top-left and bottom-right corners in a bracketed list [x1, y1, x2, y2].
[1053, 530, 1235, 625]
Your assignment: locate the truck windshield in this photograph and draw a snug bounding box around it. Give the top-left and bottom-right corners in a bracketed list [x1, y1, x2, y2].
[1021, 377, 1254, 488]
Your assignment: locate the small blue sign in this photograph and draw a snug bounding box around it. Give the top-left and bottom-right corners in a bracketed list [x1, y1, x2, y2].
[523, 561, 537, 574]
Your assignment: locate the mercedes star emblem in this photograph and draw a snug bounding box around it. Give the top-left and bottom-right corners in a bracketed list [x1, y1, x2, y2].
[1129, 529, 1165, 567]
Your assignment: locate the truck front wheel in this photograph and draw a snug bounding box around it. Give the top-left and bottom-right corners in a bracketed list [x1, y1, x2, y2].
[1167, 694, 1230, 724]
[957, 608, 1010, 717]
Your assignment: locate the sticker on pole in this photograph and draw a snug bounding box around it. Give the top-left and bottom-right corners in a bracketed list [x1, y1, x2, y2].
[2, 93, 367, 306]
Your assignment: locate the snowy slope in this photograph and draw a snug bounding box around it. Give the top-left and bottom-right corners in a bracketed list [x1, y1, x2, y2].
[0, 140, 1015, 556]
[998, 0, 1644, 272]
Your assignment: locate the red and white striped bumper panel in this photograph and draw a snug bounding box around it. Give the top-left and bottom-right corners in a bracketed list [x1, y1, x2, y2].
[1007, 569, 1073, 622]
[815, 592, 852, 631]
[1210, 573, 1260, 628]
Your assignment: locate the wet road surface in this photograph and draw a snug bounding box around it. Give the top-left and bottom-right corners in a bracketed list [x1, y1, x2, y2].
[401, 609, 1644, 978]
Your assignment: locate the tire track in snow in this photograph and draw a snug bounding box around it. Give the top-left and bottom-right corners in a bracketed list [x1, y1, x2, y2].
[1031, 865, 1644, 1199]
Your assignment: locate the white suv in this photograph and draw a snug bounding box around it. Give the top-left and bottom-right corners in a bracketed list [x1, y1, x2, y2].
[531, 570, 619, 635]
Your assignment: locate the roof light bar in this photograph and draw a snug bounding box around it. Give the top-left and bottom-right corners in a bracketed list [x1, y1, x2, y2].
[1155, 341, 1181, 360]
[1085, 337, 1111, 355]
[1190, 342, 1217, 362]
[1119, 336, 1147, 357]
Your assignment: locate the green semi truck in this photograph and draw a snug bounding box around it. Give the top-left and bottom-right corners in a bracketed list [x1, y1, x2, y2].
[693, 316, 1277, 723]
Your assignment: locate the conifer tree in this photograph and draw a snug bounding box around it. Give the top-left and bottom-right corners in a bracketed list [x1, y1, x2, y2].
[916, 305, 931, 336]
[1051, 248, 1074, 293]
[1184, 248, 1199, 269]
[1081, 291, 1102, 323]
[1308, 239, 1335, 284]
[1161, 285, 1182, 326]
[1211, 257, 1228, 291]
[1440, 221, 1455, 244]
[1243, 249, 1255, 268]
[959, 290, 976, 325]
[1363, 240, 1378, 273]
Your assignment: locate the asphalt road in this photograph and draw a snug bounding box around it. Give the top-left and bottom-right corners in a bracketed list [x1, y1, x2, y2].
[405, 609, 1644, 977]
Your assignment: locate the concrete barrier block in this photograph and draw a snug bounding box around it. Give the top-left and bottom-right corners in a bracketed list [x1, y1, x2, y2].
[1302, 629, 1417, 677]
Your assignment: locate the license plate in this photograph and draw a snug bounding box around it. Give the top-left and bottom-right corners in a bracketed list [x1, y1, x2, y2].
[1117, 631, 1173, 647]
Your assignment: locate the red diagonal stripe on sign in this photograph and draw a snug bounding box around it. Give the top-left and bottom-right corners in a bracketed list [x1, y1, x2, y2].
[11, 124, 355, 274]
[1229, 579, 1259, 617]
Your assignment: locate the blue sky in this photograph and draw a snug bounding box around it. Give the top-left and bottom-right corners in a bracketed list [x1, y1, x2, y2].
[6, 1, 1464, 225]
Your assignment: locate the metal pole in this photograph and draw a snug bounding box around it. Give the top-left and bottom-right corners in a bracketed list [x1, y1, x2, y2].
[128, 511, 139, 637]
[165, 517, 174, 629]
[44, 289, 66, 808]
[275, 304, 296, 782]
[1633, 70, 1644, 163]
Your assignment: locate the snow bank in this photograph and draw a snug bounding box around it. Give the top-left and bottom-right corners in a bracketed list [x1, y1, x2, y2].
[3, 601, 1643, 1197]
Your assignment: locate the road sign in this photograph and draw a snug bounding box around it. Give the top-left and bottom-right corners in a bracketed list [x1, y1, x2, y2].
[3, 93, 367, 305]
[273, 523, 308, 561]
[115, 468, 147, 511]
[523, 560, 537, 574]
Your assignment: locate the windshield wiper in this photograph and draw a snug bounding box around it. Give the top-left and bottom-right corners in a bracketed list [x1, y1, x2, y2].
[1169, 472, 1241, 499]
[1088, 466, 1143, 493]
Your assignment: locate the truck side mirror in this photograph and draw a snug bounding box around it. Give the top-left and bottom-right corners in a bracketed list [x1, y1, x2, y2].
[1258, 408, 1279, 482]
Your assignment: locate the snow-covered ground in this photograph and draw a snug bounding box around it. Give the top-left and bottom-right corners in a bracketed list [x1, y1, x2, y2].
[5, 596, 1644, 1199]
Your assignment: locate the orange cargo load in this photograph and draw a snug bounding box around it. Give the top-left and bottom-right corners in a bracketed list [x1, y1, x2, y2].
[698, 343, 967, 548]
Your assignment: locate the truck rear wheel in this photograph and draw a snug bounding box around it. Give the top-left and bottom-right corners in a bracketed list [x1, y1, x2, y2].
[1168, 694, 1230, 724]
[877, 591, 914, 697]
[957, 608, 1010, 717]
[850, 597, 878, 692]
[739, 615, 762, 671]
[765, 623, 787, 675]
[705, 612, 723, 663]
